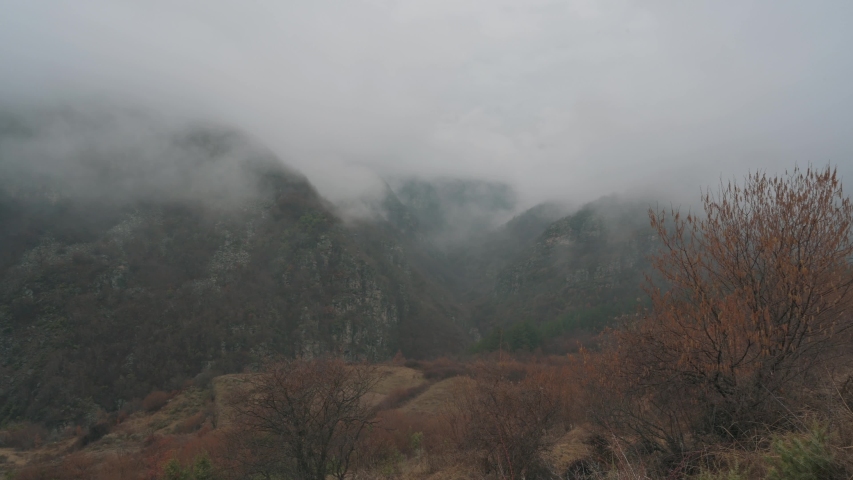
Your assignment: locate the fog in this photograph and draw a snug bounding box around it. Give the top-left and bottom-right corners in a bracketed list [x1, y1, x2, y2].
[2, 1, 853, 209]
[0, 109, 297, 209]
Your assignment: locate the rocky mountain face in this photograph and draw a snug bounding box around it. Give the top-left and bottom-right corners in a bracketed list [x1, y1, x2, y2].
[0, 111, 466, 425]
[0, 109, 659, 426]
[389, 177, 517, 247]
[382, 181, 657, 347]
[476, 198, 656, 331]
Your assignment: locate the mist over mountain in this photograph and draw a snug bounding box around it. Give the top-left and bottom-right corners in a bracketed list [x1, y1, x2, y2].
[5, 2, 853, 209]
[4, 4, 853, 479]
[0, 106, 672, 426]
[0, 109, 473, 424]
[388, 177, 518, 245]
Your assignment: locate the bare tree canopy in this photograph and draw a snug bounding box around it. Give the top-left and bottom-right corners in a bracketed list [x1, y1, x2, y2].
[227, 358, 377, 480]
[613, 165, 853, 450]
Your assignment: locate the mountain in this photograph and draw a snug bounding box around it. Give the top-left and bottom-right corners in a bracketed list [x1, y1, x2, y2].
[0, 109, 660, 426]
[468, 198, 657, 351]
[381, 177, 656, 350]
[388, 177, 517, 247]
[0, 110, 467, 425]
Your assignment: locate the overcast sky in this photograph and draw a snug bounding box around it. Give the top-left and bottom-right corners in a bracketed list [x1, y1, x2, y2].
[1, 0, 852, 208]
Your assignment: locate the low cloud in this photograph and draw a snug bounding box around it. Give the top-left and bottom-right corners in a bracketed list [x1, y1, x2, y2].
[1, 1, 852, 209]
[0, 108, 291, 209]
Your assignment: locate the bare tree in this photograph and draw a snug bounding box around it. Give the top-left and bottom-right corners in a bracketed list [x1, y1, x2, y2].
[609, 165, 853, 451]
[226, 358, 377, 480]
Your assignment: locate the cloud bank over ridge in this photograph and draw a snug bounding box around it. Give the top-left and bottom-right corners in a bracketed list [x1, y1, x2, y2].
[1, 1, 852, 207]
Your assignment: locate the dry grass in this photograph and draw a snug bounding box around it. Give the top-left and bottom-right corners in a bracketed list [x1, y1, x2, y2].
[419, 463, 482, 480]
[2, 364, 595, 479]
[402, 377, 470, 415]
[372, 366, 425, 394]
[547, 427, 593, 473]
[142, 391, 171, 413]
[211, 373, 246, 427]
[0, 447, 34, 468]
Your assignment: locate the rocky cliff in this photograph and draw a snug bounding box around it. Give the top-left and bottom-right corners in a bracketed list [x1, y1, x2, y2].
[0, 111, 466, 425]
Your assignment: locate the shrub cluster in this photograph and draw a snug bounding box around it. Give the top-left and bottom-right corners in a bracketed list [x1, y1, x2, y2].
[143, 390, 172, 413]
[0, 422, 49, 450]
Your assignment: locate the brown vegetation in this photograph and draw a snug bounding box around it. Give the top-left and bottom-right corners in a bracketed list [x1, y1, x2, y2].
[143, 391, 172, 413]
[375, 383, 433, 411]
[354, 409, 458, 475]
[0, 422, 49, 450]
[596, 166, 853, 459]
[406, 357, 470, 380]
[452, 360, 570, 479]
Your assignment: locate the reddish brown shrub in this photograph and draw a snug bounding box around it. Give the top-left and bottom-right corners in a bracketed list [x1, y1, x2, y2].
[141, 431, 229, 480]
[454, 361, 568, 479]
[141, 428, 231, 478]
[142, 390, 171, 412]
[606, 166, 853, 456]
[0, 422, 49, 450]
[173, 412, 207, 434]
[356, 409, 456, 469]
[141, 433, 180, 477]
[15, 464, 60, 480]
[14, 452, 97, 480]
[95, 452, 147, 480]
[60, 452, 98, 480]
[175, 428, 230, 465]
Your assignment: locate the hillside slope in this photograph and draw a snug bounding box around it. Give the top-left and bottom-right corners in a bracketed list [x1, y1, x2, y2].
[470, 198, 657, 343]
[0, 111, 468, 425]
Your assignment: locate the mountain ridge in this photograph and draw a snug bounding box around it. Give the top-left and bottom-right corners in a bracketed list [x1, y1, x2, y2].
[0, 109, 658, 425]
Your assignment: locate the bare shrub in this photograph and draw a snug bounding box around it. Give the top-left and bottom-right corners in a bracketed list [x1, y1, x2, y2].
[0, 422, 49, 450]
[454, 361, 567, 479]
[604, 166, 853, 457]
[142, 390, 171, 412]
[226, 358, 378, 480]
[173, 412, 207, 434]
[355, 409, 456, 471]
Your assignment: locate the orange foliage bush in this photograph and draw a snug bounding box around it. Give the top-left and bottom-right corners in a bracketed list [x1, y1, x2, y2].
[356, 409, 456, 469]
[602, 166, 853, 457]
[173, 412, 207, 434]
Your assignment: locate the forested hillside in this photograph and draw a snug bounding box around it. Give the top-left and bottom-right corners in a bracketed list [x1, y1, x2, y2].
[0, 110, 661, 427]
[0, 111, 469, 425]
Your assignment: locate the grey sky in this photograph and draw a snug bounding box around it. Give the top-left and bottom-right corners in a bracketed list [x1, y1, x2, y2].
[2, 1, 852, 208]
